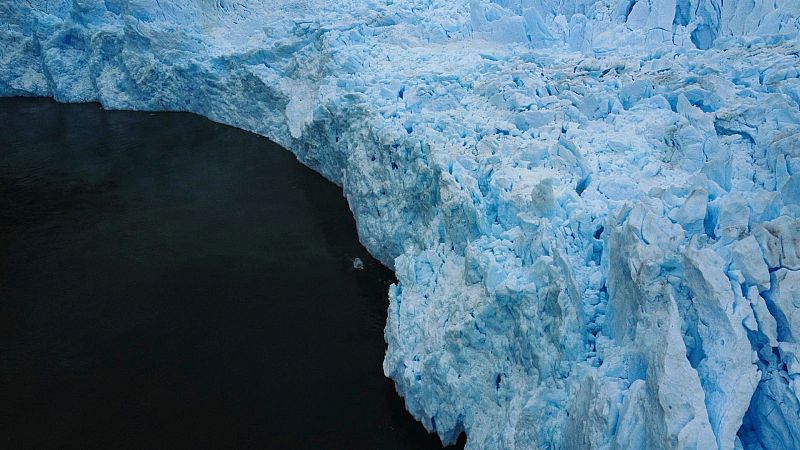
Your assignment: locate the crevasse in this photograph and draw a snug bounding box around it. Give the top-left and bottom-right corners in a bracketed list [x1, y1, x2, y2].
[2, 1, 800, 448]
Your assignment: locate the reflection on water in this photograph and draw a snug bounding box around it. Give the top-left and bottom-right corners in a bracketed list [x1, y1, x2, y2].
[0, 98, 463, 449]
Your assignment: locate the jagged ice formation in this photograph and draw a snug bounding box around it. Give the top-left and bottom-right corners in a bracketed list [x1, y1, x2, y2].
[2, 1, 800, 448]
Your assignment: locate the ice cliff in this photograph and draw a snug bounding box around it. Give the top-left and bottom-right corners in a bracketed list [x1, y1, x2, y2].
[3, 1, 800, 448]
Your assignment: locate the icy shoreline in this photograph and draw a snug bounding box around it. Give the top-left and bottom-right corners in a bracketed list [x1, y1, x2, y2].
[3, 1, 800, 448]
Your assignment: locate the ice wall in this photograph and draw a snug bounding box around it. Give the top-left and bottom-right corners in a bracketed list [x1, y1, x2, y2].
[2, 1, 800, 448]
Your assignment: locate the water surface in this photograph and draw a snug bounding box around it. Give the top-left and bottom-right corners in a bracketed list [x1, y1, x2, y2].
[0, 98, 463, 449]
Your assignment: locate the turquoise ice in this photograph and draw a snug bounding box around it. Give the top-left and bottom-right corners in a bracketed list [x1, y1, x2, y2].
[2, 1, 799, 448]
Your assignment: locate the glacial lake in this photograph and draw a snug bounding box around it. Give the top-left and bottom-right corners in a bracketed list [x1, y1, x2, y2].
[0, 98, 464, 449]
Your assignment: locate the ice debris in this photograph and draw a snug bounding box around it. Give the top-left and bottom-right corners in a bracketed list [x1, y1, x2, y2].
[2, 1, 800, 448]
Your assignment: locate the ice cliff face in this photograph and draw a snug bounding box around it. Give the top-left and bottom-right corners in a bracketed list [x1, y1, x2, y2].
[3, 1, 800, 448]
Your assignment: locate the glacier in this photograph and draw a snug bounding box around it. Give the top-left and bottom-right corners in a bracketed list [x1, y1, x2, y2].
[2, 0, 800, 448]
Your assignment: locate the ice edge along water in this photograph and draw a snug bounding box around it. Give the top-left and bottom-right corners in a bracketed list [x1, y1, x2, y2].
[2, 1, 800, 449]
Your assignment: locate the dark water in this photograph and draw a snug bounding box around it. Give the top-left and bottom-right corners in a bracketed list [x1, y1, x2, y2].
[0, 98, 463, 449]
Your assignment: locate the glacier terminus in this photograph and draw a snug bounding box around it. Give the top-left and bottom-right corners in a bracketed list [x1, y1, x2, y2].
[2, 0, 800, 448]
